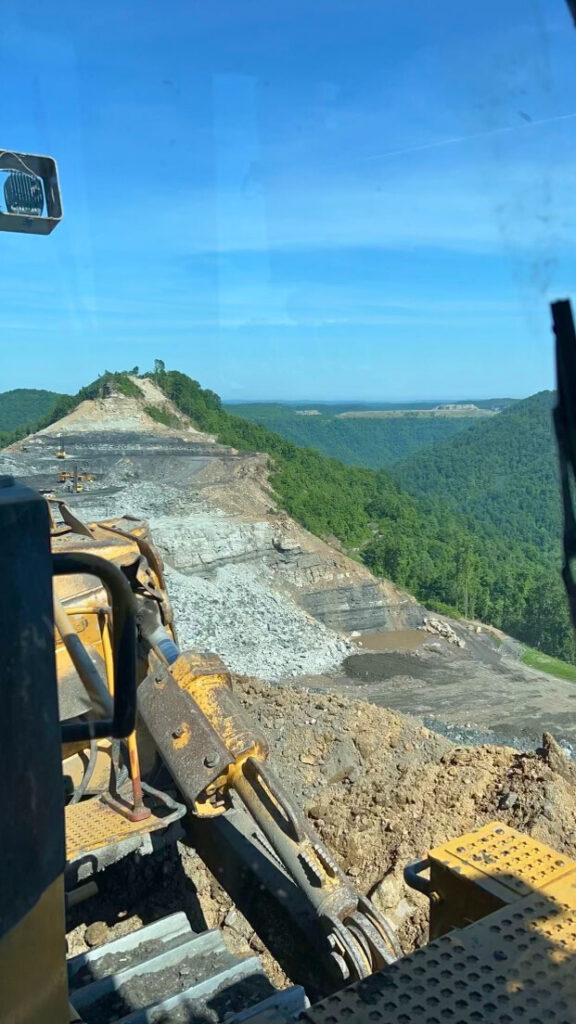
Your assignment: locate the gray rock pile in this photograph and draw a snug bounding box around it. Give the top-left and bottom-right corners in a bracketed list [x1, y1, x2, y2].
[166, 563, 351, 681]
[80, 483, 352, 681]
[422, 615, 465, 647]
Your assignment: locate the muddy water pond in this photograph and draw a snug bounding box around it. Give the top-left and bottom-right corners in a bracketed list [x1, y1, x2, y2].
[355, 628, 425, 652]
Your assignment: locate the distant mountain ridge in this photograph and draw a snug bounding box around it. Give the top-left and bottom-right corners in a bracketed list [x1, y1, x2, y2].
[226, 398, 517, 412]
[225, 401, 501, 469]
[393, 390, 560, 560]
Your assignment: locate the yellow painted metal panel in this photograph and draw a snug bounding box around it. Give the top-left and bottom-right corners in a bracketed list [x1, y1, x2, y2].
[65, 798, 170, 861]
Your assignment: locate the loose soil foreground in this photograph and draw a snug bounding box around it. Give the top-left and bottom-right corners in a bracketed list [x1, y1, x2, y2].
[67, 678, 576, 989]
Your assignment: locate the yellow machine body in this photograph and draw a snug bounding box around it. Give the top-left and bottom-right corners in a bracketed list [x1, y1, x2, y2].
[427, 820, 576, 937]
[52, 514, 178, 860]
[169, 650, 268, 816]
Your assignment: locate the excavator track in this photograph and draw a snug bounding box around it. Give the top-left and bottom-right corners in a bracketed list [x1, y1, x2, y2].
[68, 912, 308, 1023]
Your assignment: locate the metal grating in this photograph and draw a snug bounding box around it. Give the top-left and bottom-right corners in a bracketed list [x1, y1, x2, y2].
[303, 889, 576, 1022]
[65, 798, 171, 861]
[430, 822, 575, 898]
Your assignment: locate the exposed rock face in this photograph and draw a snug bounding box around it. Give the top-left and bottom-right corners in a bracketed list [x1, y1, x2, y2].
[151, 515, 277, 572]
[299, 582, 423, 632]
[149, 514, 424, 633]
[422, 615, 466, 647]
[1, 385, 424, 651]
[269, 535, 425, 631]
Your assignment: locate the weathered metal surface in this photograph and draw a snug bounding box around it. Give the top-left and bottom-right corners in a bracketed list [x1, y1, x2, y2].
[143, 643, 400, 987]
[171, 651, 269, 766]
[138, 662, 232, 808]
[0, 479, 69, 1024]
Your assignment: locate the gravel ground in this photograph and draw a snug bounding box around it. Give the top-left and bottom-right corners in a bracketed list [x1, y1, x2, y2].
[78, 481, 203, 520]
[79, 482, 351, 681]
[166, 564, 350, 680]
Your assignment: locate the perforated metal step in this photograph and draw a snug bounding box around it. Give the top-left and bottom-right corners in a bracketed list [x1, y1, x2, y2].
[303, 886, 576, 1022]
[304, 823, 576, 1024]
[426, 820, 576, 939]
[430, 821, 575, 901]
[65, 786, 186, 884]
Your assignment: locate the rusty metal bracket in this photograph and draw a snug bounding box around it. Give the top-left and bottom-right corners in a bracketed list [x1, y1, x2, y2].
[137, 663, 232, 807]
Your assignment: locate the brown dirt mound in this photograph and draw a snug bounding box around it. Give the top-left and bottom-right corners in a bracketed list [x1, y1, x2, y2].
[232, 678, 576, 953]
[67, 681, 576, 983]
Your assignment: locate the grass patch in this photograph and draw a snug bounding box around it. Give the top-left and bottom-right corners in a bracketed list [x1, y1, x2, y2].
[111, 373, 144, 399]
[426, 599, 461, 619]
[522, 647, 576, 682]
[144, 404, 180, 428]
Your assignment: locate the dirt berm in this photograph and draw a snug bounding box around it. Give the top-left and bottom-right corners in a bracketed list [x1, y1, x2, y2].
[67, 678, 576, 987]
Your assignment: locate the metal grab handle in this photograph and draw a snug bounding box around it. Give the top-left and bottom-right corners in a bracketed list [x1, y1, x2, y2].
[53, 552, 137, 742]
[404, 857, 436, 900]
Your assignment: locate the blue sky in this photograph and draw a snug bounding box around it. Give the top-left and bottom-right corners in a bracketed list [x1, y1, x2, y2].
[1, 0, 575, 400]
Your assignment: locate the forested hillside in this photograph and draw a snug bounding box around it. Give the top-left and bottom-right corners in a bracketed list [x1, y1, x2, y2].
[151, 367, 572, 663]
[394, 391, 560, 561]
[3, 368, 570, 662]
[227, 402, 486, 469]
[0, 388, 63, 439]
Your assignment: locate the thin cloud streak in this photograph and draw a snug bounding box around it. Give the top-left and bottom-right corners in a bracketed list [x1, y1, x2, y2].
[364, 111, 576, 163]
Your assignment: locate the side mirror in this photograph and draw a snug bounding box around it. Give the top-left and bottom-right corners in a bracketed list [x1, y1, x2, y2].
[0, 150, 62, 234]
[53, 552, 137, 742]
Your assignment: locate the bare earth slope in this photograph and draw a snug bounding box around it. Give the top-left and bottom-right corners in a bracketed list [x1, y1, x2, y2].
[5, 383, 422, 643]
[35, 376, 208, 438]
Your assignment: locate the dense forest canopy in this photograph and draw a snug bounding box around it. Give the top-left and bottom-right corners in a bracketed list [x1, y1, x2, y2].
[0, 388, 63, 442]
[1, 372, 570, 663]
[393, 391, 560, 561]
[227, 402, 490, 469]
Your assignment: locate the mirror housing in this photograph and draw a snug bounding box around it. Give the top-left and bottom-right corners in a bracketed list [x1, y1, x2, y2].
[0, 150, 62, 234]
